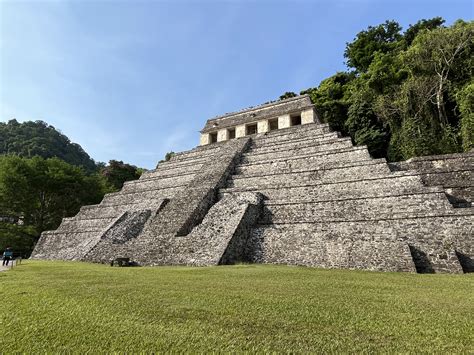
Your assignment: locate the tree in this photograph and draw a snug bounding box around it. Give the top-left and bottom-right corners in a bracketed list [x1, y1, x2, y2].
[279, 92, 297, 100]
[363, 52, 408, 95]
[100, 160, 142, 190]
[344, 20, 402, 73]
[302, 72, 355, 134]
[164, 152, 175, 161]
[0, 156, 108, 239]
[0, 223, 37, 258]
[403, 17, 445, 47]
[0, 120, 98, 172]
[457, 81, 474, 151]
[346, 99, 388, 158]
[158, 151, 176, 166]
[0, 155, 107, 252]
[403, 20, 473, 126]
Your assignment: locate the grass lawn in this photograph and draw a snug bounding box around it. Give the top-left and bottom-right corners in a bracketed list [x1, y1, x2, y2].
[0, 261, 473, 353]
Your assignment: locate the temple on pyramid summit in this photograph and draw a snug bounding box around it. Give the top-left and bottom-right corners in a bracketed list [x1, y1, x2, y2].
[32, 95, 474, 273]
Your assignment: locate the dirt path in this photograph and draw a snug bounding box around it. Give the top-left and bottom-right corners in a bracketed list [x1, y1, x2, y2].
[0, 259, 18, 272]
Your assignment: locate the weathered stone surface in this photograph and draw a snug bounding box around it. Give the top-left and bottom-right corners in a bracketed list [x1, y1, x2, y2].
[389, 151, 474, 207]
[32, 99, 474, 274]
[246, 225, 416, 272]
[175, 192, 263, 266]
[247, 215, 472, 273]
[32, 137, 257, 267]
[201, 95, 314, 133]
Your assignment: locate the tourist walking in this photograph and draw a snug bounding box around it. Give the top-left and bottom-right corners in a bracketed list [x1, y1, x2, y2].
[2, 247, 13, 266]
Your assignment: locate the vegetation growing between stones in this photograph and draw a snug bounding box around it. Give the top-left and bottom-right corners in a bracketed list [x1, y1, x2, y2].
[1, 262, 473, 353]
[289, 18, 473, 161]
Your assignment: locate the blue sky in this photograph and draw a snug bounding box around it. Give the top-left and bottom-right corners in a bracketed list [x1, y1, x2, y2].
[1, 0, 472, 169]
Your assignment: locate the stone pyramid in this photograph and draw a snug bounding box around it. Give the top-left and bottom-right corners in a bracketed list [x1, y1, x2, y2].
[32, 95, 474, 273]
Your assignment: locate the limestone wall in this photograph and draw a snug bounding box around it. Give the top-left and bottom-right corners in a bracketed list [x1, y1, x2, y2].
[229, 123, 473, 273]
[246, 214, 472, 273]
[389, 151, 474, 207]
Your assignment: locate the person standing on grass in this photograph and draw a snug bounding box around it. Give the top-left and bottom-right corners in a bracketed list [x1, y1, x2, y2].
[2, 247, 13, 266]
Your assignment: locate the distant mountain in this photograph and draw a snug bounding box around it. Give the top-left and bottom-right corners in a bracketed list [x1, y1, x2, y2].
[0, 119, 98, 172]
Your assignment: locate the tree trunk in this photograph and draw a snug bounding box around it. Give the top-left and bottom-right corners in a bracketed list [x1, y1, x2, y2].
[436, 77, 448, 125]
[37, 191, 46, 233]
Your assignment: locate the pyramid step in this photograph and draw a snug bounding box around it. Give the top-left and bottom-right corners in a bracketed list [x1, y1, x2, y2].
[242, 140, 355, 164]
[122, 173, 194, 192]
[229, 161, 391, 189]
[253, 123, 332, 144]
[420, 170, 473, 189]
[248, 221, 460, 272]
[389, 152, 474, 172]
[102, 186, 181, 204]
[225, 170, 443, 195]
[56, 217, 116, 233]
[138, 170, 197, 183]
[142, 163, 203, 180]
[79, 200, 166, 219]
[252, 131, 340, 149]
[170, 146, 223, 162]
[245, 137, 352, 158]
[237, 146, 371, 171]
[175, 137, 232, 154]
[260, 192, 465, 224]
[32, 230, 101, 261]
[248, 226, 415, 272]
[221, 175, 437, 202]
[248, 219, 470, 273]
[235, 157, 383, 178]
[156, 156, 209, 170]
[250, 135, 345, 155]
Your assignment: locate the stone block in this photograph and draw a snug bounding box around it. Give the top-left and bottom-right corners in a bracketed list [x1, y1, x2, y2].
[236, 124, 246, 138]
[200, 133, 210, 146]
[278, 114, 291, 129]
[217, 129, 228, 142]
[257, 120, 269, 133]
[301, 108, 316, 124]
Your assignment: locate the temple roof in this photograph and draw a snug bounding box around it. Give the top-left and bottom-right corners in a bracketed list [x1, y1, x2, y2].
[201, 95, 314, 133]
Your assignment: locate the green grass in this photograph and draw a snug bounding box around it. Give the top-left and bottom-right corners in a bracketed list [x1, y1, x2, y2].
[0, 261, 473, 353]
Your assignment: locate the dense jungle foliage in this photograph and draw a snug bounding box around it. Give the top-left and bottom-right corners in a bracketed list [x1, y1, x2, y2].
[283, 18, 473, 160]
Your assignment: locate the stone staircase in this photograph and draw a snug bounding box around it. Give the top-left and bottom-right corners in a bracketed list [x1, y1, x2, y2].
[32, 141, 226, 260]
[220, 123, 474, 273]
[32, 138, 265, 266]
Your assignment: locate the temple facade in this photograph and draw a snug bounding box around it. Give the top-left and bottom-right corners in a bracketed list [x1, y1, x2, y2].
[199, 95, 318, 145]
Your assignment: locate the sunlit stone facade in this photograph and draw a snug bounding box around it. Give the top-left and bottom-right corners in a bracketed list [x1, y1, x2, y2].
[199, 95, 318, 146]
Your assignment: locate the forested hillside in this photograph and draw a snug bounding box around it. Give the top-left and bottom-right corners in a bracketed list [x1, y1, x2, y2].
[0, 119, 98, 172]
[283, 18, 473, 161]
